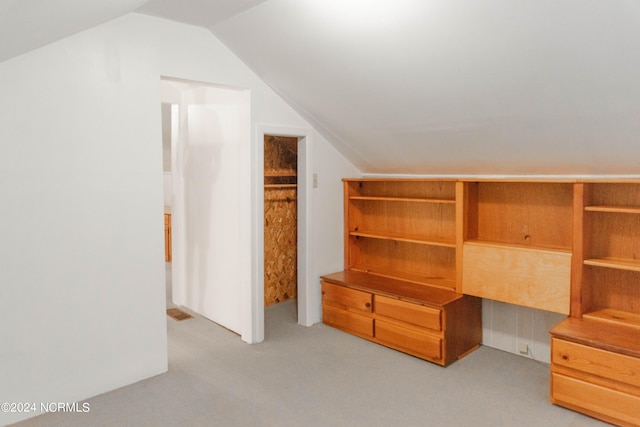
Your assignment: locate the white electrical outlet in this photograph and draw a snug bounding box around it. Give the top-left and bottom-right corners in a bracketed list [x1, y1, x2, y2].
[518, 343, 529, 355]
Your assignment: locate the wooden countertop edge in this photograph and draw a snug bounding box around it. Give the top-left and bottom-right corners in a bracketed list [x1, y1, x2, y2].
[320, 270, 464, 307]
[550, 316, 640, 359]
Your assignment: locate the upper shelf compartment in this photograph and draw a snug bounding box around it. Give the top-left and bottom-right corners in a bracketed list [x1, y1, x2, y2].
[345, 179, 456, 201]
[464, 181, 574, 251]
[582, 182, 640, 272]
[345, 180, 458, 246]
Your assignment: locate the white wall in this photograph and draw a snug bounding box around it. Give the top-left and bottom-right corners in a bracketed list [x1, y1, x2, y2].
[0, 13, 358, 423]
[482, 300, 565, 364]
[166, 82, 251, 334]
[0, 15, 167, 425]
[151, 15, 360, 343]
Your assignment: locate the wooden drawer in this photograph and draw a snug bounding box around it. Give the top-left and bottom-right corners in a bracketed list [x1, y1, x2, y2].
[322, 281, 372, 312]
[375, 320, 442, 361]
[375, 295, 441, 331]
[323, 303, 373, 337]
[552, 338, 640, 388]
[552, 372, 640, 426]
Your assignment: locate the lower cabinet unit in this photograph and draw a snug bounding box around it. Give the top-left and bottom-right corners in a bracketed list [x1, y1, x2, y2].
[321, 270, 482, 367]
[550, 317, 640, 427]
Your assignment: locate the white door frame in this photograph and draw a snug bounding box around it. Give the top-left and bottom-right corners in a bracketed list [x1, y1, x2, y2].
[251, 125, 314, 343]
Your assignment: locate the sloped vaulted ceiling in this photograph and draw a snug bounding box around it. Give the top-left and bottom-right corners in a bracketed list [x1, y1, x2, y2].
[3, 0, 638, 175]
[209, 0, 640, 175]
[0, 0, 149, 63]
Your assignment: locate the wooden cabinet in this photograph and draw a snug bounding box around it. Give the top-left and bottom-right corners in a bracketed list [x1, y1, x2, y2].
[164, 211, 171, 263]
[462, 181, 573, 314]
[551, 318, 640, 426]
[550, 181, 640, 426]
[321, 271, 481, 366]
[322, 179, 482, 366]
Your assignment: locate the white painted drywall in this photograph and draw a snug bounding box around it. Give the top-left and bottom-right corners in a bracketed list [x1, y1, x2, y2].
[152, 15, 360, 343]
[0, 13, 359, 423]
[482, 300, 565, 364]
[0, 15, 167, 425]
[168, 85, 250, 334]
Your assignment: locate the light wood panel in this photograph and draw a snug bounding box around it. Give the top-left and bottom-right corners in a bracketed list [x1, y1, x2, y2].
[462, 241, 571, 314]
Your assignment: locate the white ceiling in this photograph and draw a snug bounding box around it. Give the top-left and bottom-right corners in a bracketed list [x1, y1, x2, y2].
[0, 0, 148, 63]
[3, 0, 639, 175]
[137, 0, 266, 28]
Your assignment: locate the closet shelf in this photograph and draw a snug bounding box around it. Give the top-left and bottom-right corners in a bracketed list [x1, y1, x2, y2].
[265, 184, 297, 189]
[264, 171, 297, 177]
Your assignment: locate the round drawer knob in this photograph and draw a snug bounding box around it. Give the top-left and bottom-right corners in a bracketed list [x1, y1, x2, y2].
[365, 302, 371, 308]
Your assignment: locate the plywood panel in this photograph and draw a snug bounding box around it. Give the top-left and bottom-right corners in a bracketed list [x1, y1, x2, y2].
[264, 135, 297, 306]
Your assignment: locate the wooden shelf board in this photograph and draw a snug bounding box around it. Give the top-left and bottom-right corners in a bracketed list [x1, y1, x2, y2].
[351, 268, 456, 292]
[585, 205, 640, 214]
[264, 184, 297, 189]
[351, 231, 456, 248]
[464, 239, 572, 253]
[584, 257, 640, 272]
[349, 196, 455, 204]
[583, 309, 640, 330]
[264, 171, 297, 177]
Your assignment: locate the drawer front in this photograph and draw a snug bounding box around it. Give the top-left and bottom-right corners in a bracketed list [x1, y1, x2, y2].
[552, 338, 640, 388]
[375, 320, 442, 360]
[323, 303, 373, 337]
[322, 281, 372, 312]
[552, 372, 640, 426]
[375, 295, 441, 331]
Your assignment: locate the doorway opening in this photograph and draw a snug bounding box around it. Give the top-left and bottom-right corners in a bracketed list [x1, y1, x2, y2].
[263, 135, 298, 309]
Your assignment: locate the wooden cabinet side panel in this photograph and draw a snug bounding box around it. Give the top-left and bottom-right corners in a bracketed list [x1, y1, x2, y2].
[571, 183, 585, 317]
[164, 213, 172, 263]
[442, 295, 482, 366]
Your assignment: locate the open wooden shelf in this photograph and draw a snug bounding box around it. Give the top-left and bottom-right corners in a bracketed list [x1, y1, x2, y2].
[584, 257, 640, 272]
[349, 195, 455, 204]
[464, 239, 572, 253]
[349, 267, 457, 291]
[585, 205, 640, 214]
[350, 231, 456, 248]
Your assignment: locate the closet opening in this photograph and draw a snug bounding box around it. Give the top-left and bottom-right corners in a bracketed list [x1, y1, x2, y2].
[263, 135, 298, 312]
